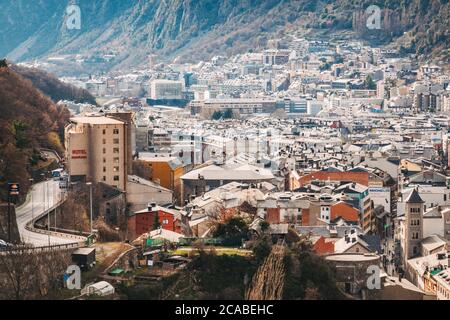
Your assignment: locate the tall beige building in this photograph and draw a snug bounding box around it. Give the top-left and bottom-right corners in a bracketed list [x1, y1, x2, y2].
[65, 115, 129, 191]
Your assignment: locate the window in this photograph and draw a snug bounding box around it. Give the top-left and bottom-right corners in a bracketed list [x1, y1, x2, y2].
[113, 176, 119, 181]
[113, 148, 119, 154]
[103, 176, 106, 182]
[103, 139, 106, 144]
[103, 148, 106, 154]
[113, 138, 119, 144]
[162, 219, 169, 225]
[114, 157, 119, 164]
[113, 129, 119, 134]
[103, 158, 106, 163]
[103, 167, 106, 173]
[445, 194, 447, 202]
[113, 166, 119, 172]
[103, 129, 106, 134]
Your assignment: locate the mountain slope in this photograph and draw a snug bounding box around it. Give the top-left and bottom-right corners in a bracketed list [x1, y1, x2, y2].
[10, 65, 97, 105]
[0, 0, 448, 71]
[0, 62, 71, 201]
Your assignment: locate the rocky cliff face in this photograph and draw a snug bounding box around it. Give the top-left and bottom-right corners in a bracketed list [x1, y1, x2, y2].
[0, 0, 448, 70]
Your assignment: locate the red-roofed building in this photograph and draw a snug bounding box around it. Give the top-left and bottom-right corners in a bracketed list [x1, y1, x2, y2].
[330, 201, 359, 223]
[313, 236, 335, 255]
[299, 171, 369, 187]
[128, 204, 182, 240]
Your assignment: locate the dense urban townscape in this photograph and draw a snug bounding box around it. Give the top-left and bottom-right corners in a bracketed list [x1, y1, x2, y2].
[0, 0, 450, 303]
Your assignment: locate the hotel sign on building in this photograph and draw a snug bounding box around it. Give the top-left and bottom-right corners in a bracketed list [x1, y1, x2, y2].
[72, 150, 87, 159]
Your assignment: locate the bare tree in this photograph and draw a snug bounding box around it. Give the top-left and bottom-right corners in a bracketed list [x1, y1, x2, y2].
[0, 248, 72, 300]
[0, 247, 38, 300]
[246, 244, 285, 300]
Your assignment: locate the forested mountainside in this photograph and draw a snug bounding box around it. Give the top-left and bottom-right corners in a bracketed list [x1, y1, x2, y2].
[11, 65, 96, 105]
[0, 61, 71, 200]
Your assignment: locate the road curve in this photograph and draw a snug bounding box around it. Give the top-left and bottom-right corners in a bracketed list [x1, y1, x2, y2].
[15, 180, 82, 247]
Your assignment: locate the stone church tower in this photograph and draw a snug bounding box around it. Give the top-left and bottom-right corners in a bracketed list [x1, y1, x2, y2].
[404, 189, 424, 262]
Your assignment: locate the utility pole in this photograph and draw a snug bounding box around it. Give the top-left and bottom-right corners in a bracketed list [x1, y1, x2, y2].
[7, 193, 11, 243]
[86, 182, 93, 234]
[47, 181, 50, 246]
[41, 174, 50, 246]
[122, 190, 128, 242]
[7, 183, 20, 244]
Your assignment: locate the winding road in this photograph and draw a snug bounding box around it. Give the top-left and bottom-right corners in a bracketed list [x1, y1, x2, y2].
[15, 180, 81, 247]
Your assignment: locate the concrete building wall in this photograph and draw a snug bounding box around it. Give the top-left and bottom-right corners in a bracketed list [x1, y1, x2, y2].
[127, 181, 173, 212]
[444, 210, 450, 241]
[423, 217, 445, 238]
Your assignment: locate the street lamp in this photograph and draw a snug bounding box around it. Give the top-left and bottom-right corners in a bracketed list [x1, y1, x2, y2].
[86, 182, 93, 234]
[29, 178, 34, 221]
[122, 190, 128, 242]
[41, 173, 50, 246]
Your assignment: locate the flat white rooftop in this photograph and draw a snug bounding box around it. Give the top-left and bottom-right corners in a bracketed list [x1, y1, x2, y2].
[70, 116, 124, 125]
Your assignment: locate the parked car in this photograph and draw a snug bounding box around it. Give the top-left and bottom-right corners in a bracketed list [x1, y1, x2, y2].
[0, 239, 10, 251]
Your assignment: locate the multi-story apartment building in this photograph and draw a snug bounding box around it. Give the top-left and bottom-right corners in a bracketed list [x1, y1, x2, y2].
[190, 98, 277, 115]
[150, 79, 184, 100]
[65, 115, 129, 191]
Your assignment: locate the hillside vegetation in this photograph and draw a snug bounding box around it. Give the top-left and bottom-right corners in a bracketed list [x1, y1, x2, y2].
[118, 239, 343, 300]
[11, 65, 97, 105]
[0, 62, 71, 201]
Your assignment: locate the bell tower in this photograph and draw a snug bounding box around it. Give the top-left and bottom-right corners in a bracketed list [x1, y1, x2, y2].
[404, 188, 424, 262]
